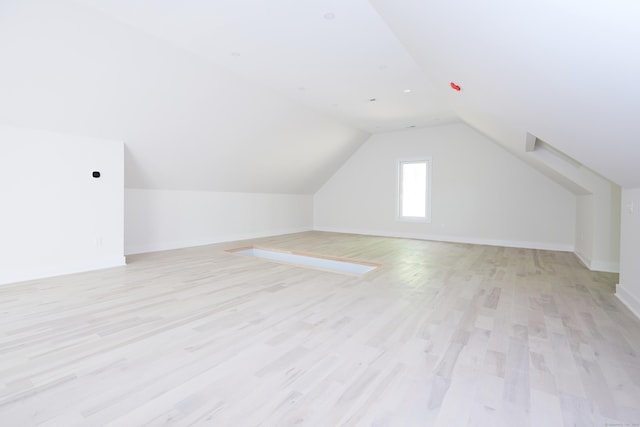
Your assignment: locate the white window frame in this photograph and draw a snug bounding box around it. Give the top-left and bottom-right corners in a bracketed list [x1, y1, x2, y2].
[397, 158, 432, 223]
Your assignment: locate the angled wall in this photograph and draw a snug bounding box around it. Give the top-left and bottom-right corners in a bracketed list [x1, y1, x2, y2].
[314, 123, 576, 250]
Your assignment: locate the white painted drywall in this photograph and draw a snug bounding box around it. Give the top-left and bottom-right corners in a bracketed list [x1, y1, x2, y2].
[618, 187, 640, 319]
[0, 124, 124, 285]
[0, 0, 368, 194]
[575, 195, 594, 265]
[371, 0, 640, 188]
[531, 144, 621, 272]
[588, 185, 621, 272]
[574, 192, 621, 272]
[314, 123, 576, 250]
[125, 189, 313, 254]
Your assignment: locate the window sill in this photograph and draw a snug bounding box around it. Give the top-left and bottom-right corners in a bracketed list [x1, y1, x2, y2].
[396, 216, 431, 223]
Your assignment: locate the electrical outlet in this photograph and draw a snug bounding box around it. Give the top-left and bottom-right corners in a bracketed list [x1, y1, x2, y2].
[626, 200, 634, 214]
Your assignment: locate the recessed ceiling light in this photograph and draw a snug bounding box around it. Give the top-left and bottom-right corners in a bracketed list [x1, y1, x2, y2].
[403, 89, 412, 93]
[324, 12, 335, 20]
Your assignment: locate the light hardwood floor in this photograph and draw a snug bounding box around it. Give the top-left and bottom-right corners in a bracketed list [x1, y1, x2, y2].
[1, 231, 639, 426]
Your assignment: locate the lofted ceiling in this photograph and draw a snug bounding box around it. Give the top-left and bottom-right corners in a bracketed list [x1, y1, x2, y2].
[370, 0, 640, 188]
[70, 0, 640, 188]
[1, 0, 639, 191]
[73, 0, 456, 133]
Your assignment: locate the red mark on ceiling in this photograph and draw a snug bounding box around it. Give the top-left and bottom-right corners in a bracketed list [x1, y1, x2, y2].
[450, 82, 461, 91]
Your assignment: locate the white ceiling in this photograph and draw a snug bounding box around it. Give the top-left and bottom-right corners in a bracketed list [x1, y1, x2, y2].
[0, 0, 369, 193]
[2, 0, 639, 191]
[74, 0, 456, 133]
[73, 0, 640, 188]
[371, 0, 640, 187]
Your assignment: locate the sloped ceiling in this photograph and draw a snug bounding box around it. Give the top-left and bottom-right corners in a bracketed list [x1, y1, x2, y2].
[73, 0, 455, 132]
[370, 0, 640, 188]
[1, 0, 639, 192]
[0, 0, 371, 193]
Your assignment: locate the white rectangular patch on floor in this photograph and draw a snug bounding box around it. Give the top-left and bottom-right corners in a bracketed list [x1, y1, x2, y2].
[226, 246, 379, 275]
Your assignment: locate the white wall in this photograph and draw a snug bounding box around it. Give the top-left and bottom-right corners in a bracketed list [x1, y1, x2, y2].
[575, 195, 594, 264]
[314, 123, 576, 250]
[587, 184, 621, 272]
[617, 188, 640, 319]
[0, 124, 124, 285]
[574, 192, 621, 273]
[531, 145, 621, 272]
[125, 189, 313, 254]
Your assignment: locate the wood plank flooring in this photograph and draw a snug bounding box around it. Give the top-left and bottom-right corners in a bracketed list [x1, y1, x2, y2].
[1, 231, 639, 426]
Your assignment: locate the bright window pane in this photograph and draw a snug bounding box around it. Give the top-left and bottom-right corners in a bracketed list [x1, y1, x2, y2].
[401, 162, 427, 217]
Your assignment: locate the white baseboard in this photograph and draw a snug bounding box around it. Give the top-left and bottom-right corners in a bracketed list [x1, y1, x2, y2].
[313, 226, 574, 252]
[0, 256, 127, 287]
[125, 227, 313, 255]
[574, 250, 591, 269]
[616, 284, 640, 320]
[588, 260, 620, 273]
[574, 250, 619, 273]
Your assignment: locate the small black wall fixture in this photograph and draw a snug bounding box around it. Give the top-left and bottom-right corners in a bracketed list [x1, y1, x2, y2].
[92, 171, 101, 178]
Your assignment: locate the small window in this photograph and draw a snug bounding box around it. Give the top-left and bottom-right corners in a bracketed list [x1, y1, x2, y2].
[398, 159, 431, 222]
